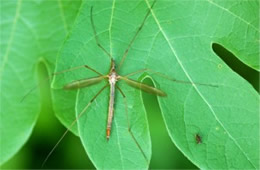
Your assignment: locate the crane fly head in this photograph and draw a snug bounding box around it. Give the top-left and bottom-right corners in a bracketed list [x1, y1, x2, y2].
[108, 58, 119, 83]
[110, 58, 116, 72]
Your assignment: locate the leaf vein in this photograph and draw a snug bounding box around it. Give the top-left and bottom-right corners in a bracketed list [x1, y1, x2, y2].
[207, 0, 259, 33]
[109, 0, 115, 56]
[114, 117, 125, 169]
[145, 0, 256, 167]
[58, 0, 68, 33]
[0, 0, 22, 79]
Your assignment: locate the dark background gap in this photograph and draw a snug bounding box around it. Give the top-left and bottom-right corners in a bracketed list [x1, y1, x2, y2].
[142, 77, 197, 169]
[212, 43, 259, 92]
[1, 62, 94, 169]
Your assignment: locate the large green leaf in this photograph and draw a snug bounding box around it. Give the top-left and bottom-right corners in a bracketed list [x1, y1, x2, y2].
[0, 0, 81, 165]
[53, 0, 259, 169]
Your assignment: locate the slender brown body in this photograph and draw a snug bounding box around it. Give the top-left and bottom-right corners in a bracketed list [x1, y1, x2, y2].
[106, 60, 118, 140]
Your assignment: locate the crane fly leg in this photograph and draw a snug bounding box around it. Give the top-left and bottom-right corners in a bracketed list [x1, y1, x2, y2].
[21, 64, 103, 102]
[54, 64, 103, 76]
[124, 68, 150, 77]
[116, 85, 149, 163]
[41, 84, 109, 168]
[118, 0, 156, 71]
[90, 6, 112, 59]
[123, 68, 218, 88]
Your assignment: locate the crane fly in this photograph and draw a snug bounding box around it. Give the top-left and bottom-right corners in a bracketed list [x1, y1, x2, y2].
[63, 58, 166, 141]
[20, 0, 217, 167]
[40, 1, 160, 166]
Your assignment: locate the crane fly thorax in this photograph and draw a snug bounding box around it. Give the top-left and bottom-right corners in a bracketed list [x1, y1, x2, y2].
[108, 58, 118, 85]
[108, 71, 118, 85]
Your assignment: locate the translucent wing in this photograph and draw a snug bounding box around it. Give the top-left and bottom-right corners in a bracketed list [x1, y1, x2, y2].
[64, 76, 105, 90]
[120, 76, 166, 97]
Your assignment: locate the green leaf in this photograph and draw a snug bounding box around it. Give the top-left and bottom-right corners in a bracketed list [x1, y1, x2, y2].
[0, 0, 81, 165]
[53, 0, 259, 169]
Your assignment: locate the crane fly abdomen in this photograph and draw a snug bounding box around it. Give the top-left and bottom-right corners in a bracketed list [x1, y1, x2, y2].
[106, 128, 111, 141]
[106, 71, 117, 141]
[64, 76, 104, 90]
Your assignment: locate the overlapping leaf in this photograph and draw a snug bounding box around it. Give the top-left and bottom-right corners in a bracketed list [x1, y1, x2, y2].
[0, 0, 81, 165]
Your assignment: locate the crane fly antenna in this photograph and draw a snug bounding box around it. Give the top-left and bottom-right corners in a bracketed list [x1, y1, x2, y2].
[118, 0, 156, 71]
[21, 65, 103, 102]
[41, 84, 109, 168]
[90, 6, 112, 59]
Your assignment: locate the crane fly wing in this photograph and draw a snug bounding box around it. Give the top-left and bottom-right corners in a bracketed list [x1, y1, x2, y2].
[120, 76, 166, 97]
[64, 76, 105, 90]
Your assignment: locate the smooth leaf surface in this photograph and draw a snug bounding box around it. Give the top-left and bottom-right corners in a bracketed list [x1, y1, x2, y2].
[53, 0, 259, 169]
[0, 0, 81, 165]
